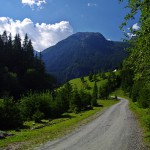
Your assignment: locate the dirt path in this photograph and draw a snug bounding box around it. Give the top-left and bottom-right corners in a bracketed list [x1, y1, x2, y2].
[35, 98, 147, 150]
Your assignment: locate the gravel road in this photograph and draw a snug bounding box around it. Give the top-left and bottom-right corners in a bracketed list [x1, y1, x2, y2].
[35, 98, 147, 150]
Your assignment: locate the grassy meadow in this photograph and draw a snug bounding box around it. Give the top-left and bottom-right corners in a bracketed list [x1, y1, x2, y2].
[0, 74, 119, 150]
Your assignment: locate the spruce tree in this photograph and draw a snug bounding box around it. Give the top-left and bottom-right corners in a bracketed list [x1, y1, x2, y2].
[92, 82, 98, 106]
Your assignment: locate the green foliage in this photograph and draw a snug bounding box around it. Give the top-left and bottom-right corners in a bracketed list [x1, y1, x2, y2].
[68, 86, 92, 113]
[119, 1, 150, 144]
[32, 110, 44, 123]
[79, 89, 91, 109]
[138, 83, 150, 108]
[42, 32, 127, 83]
[91, 82, 98, 106]
[70, 71, 121, 103]
[144, 115, 150, 130]
[80, 76, 85, 83]
[99, 81, 109, 99]
[129, 101, 150, 144]
[0, 31, 56, 99]
[93, 74, 97, 82]
[120, 0, 150, 109]
[0, 97, 23, 129]
[20, 92, 52, 121]
[69, 88, 81, 113]
[88, 73, 93, 81]
[0, 100, 118, 149]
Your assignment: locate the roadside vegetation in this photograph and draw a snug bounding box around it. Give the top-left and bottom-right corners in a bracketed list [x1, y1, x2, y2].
[0, 71, 120, 149]
[0, 99, 118, 150]
[112, 88, 150, 147]
[0, 31, 120, 148]
[118, 0, 150, 147]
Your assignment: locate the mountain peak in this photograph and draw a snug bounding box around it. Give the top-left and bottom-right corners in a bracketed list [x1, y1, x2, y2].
[42, 32, 127, 83]
[69, 32, 106, 41]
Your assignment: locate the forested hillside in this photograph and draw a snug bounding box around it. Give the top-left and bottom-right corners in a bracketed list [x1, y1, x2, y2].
[42, 32, 128, 83]
[0, 32, 56, 129]
[0, 32, 56, 99]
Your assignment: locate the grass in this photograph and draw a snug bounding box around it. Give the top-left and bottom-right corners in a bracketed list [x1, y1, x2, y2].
[0, 73, 119, 149]
[0, 99, 118, 150]
[69, 75, 107, 95]
[129, 102, 150, 148]
[111, 88, 150, 148]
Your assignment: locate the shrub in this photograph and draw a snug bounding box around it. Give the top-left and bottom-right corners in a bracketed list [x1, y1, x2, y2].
[20, 92, 52, 121]
[0, 97, 23, 129]
[138, 83, 150, 108]
[32, 110, 44, 123]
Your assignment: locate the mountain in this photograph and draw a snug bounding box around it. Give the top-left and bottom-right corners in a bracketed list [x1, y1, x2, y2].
[42, 32, 128, 83]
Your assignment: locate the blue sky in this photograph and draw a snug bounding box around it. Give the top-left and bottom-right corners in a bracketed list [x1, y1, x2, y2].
[0, 0, 139, 51]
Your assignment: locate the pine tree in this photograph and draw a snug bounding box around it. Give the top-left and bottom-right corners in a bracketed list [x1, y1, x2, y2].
[92, 82, 98, 106]
[27, 39, 34, 68]
[23, 33, 29, 52]
[2, 31, 8, 45]
[70, 87, 81, 113]
[88, 73, 93, 81]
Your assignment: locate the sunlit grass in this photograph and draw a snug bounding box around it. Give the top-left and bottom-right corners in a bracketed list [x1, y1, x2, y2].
[112, 88, 150, 148]
[0, 99, 118, 150]
[0, 74, 119, 149]
[69, 75, 107, 95]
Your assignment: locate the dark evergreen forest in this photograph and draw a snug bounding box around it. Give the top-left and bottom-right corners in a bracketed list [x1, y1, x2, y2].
[0, 31, 56, 99]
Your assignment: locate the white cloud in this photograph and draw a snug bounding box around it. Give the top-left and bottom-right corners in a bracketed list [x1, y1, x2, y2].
[87, 3, 97, 7]
[127, 33, 136, 38]
[21, 0, 46, 9]
[126, 23, 140, 38]
[132, 23, 140, 30]
[0, 17, 73, 51]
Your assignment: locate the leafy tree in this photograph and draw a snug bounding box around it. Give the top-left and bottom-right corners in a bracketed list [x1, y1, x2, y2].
[99, 81, 109, 100]
[80, 76, 84, 83]
[32, 110, 44, 123]
[62, 82, 73, 111]
[0, 97, 23, 129]
[91, 82, 98, 106]
[131, 80, 142, 102]
[120, 0, 150, 108]
[138, 83, 150, 108]
[88, 73, 93, 81]
[79, 89, 91, 109]
[93, 74, 97, 82]
[20, 92, 52, 121]
[69, 87, 81, 113]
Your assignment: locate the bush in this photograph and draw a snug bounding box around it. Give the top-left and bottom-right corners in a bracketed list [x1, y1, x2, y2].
[32, 110, 44, 123]
[144, 115, 150, 129]
[20, 92, 52, 121]
[0, 97, 23, 129]
[138, 83, 150, 108]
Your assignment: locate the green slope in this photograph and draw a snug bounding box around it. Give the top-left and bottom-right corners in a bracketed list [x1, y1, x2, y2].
[69, 75, 107, 95]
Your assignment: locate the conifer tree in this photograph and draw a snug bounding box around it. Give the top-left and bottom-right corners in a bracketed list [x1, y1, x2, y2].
[92, 82, 98, 106]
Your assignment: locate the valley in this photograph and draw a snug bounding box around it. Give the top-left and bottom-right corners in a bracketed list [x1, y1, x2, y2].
[0, 0, 150, 149]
